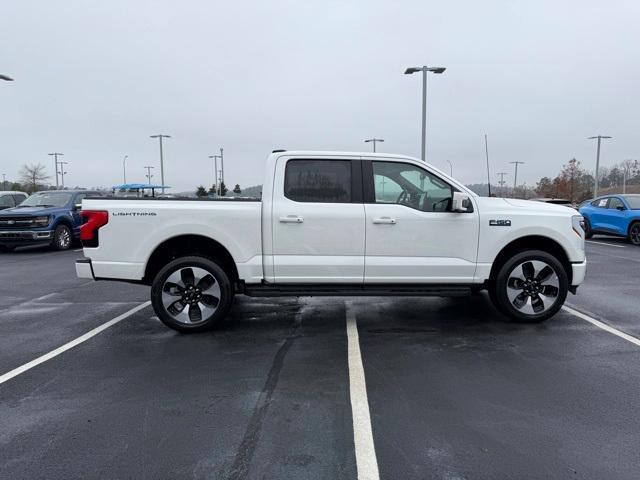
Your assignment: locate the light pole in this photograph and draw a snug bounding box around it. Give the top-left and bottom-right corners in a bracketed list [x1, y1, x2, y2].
[404, 65, 446, 161]
[48, 152, 63, 188]
[484, 135, 492, 197]
[445, 160, 453, 176]
[219, 147, 224, 192]
[497, 172, 508, 197]
[122, 155, 128, 183]
[150, 134, 171, 193]
[58, 161, 69, 188]
[587, 135, 611, 197]
[510, 161, 525, 197]
[144, 165, 154, 184]
[364, 138, 384, 152]
[209, 154, 222, 196]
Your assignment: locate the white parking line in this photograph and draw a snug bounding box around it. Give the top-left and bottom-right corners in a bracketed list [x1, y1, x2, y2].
[586, 240, 626, 248]
[345, 302, 380, 480]
[0, 301, 150, 386]
[562, 305, 640, 347]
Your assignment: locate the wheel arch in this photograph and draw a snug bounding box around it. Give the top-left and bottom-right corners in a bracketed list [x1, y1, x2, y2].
[489, 235, 572, 285]
[143, 234, 239, 286]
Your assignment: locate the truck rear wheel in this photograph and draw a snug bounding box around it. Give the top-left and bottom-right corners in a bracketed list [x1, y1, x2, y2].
[151, 256, 234, 332]
[490, 250, 568, 323]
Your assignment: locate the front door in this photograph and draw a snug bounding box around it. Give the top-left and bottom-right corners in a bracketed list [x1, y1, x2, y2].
[271, 157, 365, 283]
[363, 160, 479, 283]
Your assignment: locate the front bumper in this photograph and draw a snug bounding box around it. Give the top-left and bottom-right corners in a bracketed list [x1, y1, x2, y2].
[76, 258, 95, 279]
[571, 260, 587, 287]
[0, 230, 53, 244]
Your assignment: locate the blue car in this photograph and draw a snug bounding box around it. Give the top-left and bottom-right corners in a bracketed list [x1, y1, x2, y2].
[579, 194, 640, 245]
[0, 190, 100, 252]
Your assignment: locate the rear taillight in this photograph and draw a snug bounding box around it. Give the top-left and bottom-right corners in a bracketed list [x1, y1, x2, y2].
[80, 210, 109, 248]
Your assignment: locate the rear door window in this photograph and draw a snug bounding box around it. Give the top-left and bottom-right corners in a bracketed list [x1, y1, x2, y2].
[284, 160, 352, 203]
[608, 197, 625, 210]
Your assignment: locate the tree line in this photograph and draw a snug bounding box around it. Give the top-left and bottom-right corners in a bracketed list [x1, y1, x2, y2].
[535, 158, 639, 202]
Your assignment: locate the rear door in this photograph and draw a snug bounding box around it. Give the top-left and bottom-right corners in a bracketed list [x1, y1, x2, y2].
[271, 157, 365, 283]
[362, 160, 479, 283]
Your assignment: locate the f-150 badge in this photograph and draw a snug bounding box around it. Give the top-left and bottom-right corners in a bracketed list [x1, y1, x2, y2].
[490, 219, 511, 226]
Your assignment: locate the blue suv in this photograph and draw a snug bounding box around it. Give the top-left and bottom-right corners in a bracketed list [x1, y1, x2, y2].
[579, 194, 640, 245]
[0, 190, 100, 252]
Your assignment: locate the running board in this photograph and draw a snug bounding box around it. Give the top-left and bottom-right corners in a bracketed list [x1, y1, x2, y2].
[242, 283, 473, 297]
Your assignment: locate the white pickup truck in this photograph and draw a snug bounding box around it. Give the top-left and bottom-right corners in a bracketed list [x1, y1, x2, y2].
[77, 151, 586, 332]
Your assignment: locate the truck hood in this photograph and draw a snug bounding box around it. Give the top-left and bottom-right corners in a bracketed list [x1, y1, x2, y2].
[475, 197, 577, 215]
[0, 205, 65, 216]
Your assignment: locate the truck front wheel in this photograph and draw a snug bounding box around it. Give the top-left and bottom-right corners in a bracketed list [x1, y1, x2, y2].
[491, 250, 568, 323]
[151, 256, 234, 332]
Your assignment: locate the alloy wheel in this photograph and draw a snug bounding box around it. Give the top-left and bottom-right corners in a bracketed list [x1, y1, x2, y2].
[161, 266, 221, 325]
[505, 260, 560, 315]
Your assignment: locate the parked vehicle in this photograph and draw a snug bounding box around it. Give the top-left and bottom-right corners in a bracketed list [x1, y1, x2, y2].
[0, 190, 100, 251]
[531, 197, 575, 208]
[77, 151, 586, 332]
[579, 194, 640, 245]
[0, 191, 28, 211]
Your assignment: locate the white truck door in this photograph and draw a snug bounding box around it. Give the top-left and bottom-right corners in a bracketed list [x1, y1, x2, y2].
[271, 157, 365, 283]
[363, 160, 479, 283]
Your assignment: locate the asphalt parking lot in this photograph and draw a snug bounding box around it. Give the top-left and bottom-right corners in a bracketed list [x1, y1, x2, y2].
[1, 239, 639, 479]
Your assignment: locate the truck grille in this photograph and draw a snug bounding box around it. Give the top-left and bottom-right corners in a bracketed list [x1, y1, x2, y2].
[0, 217, 36, 228]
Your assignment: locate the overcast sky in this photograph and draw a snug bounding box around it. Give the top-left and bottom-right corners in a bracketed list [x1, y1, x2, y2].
[1, 0, 639, 192]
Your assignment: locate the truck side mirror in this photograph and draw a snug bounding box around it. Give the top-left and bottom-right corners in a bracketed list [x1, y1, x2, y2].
[74, 203, 82, 211]
[452, 192, 473, 213]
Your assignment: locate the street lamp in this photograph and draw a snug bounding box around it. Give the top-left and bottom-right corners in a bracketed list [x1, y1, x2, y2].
[445, 160, 453, 176]
[587, 135, 612, 197]
[364, 138, 384, 152]
[0, 75, 13, 81]
[58, 161, 69, 188]
[48, 152, 64, 188]
[404, 65, 446, 161]
[123, 155, 128, 184]
[144, 165, 154, 184]
[150, 134, 171, 193]
[208, 154, 222, 196]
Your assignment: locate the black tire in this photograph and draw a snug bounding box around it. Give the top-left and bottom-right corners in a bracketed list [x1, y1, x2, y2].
[51, 224, 72, 251]
[628, 222, 640, 246]
[151, 256, 234, 333]
[490, 250, 568, 323]
[583, 218, 593, 239]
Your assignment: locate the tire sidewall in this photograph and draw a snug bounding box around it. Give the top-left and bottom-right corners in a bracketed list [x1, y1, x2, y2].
[493, 250, 568, 323]
[583, 217, 593, 239]
[628, 222, 640, 246]
[151, 256, 233, 332]
[52, 224, 72, 250]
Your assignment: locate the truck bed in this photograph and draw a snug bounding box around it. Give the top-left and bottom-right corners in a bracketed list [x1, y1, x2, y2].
[81, 198, 263, 283]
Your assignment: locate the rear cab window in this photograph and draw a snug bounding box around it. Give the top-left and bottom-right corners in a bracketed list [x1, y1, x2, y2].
[284, 160, 355, 203]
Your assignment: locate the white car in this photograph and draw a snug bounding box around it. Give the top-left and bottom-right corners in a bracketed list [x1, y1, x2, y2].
[0, 191, 28, 210]
[76, 151, 586, 332]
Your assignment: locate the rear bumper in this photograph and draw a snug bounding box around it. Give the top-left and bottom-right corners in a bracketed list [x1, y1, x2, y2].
[571, 260, 587, 286]
[76, 258, 95, 279]
[0, 229, 53, 245]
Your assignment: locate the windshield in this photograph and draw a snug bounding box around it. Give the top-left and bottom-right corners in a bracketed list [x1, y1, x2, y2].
[624, 196, 640, 209]
[18, 192, 73, 208]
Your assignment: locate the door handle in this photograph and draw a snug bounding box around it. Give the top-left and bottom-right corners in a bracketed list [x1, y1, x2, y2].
[279, 215, 304, 223]
[372, 217, 396, 225]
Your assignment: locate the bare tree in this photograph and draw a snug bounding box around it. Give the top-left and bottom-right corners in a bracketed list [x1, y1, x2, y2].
[19, 163, 50, 193]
